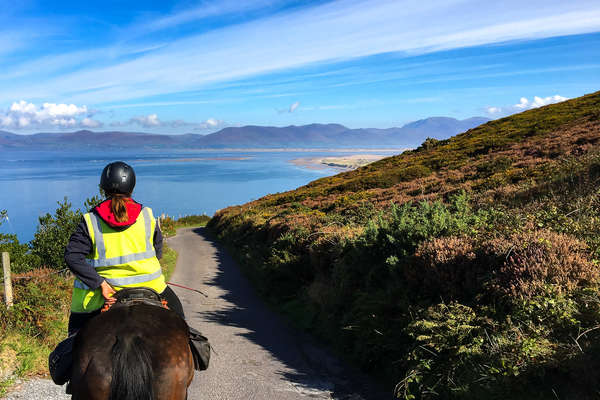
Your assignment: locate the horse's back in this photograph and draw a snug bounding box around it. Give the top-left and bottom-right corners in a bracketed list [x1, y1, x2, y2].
[71, 304, 194, 400]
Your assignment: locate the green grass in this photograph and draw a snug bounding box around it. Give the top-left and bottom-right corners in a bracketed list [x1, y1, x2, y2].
[160, 243, 178, 281]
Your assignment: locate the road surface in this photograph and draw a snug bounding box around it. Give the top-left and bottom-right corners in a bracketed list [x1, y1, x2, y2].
[169, 227, 388, 400]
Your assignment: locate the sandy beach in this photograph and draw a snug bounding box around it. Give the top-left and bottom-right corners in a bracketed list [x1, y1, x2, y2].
[290, 154, 390, 170]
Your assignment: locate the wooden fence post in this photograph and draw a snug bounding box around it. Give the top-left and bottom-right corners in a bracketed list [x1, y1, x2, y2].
[2, 252, 13, 308]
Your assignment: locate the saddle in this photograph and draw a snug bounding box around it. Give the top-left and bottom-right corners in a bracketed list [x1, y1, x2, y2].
[102, 287, 168, 312]
[102, 287, 210, 371]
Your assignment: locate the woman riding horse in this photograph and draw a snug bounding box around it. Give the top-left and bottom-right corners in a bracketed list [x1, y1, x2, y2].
[49, 161, 209, 393]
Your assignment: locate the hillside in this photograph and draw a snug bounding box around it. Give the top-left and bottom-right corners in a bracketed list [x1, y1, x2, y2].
[0, 117, 488, 150]
[209, 91, 600, 399]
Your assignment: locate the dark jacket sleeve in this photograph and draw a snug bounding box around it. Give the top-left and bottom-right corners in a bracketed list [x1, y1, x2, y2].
[154, 222, 163, 260]
[64, 218, 104, 290]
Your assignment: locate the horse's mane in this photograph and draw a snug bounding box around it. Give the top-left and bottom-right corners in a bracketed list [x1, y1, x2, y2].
[109, 335, 154, 400]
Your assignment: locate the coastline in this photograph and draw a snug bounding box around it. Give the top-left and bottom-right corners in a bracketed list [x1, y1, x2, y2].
[290, 154, 392, 170]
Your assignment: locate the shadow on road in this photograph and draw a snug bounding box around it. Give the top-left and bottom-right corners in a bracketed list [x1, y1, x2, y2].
[190, 227, 390, 400]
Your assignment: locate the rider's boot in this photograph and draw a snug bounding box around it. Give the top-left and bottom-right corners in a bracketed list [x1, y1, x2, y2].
[48, 334, 76, 387]
[188, 327, 211, 370]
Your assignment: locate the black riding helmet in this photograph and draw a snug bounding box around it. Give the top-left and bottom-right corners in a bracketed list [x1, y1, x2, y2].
[100, 161, 136, 195]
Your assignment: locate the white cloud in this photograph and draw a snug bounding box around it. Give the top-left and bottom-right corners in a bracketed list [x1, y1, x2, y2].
[129, 113, 161, 128]
[0, 100, 93, 129]
[514, 95, 568, 110]
[80, 117, 103, 128]
[486, 94, 569, 117]
[289, 101, 300, 113]
[195, 118, 226, 130]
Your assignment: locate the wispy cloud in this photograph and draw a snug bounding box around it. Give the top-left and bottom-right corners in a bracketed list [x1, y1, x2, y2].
[110, 113, 226, 131]
[277, 101, 301, 114]
[3, 0, 599, 105]
[129, 0, 288, 36]
[289, 101, 300, 113]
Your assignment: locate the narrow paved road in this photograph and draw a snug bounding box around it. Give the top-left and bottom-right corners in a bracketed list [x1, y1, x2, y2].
[168, 227, 389, 400]
[3, 227, 389, 399]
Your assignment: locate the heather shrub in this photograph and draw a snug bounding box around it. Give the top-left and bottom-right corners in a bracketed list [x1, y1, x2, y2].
[485, 230, 599, 300]
[409, 236, 490, 300]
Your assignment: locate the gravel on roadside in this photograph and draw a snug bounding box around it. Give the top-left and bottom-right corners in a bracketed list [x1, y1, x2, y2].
[3, 378, 69, 400]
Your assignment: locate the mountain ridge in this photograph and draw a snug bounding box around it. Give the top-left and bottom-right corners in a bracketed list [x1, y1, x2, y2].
[0, 116, 489, 149]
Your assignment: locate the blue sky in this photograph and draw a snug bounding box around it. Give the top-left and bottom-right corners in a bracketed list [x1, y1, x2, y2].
[1, 0, 599, 133]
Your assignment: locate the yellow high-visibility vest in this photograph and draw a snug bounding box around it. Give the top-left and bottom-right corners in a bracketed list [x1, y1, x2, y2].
[70, 206, 166, 313]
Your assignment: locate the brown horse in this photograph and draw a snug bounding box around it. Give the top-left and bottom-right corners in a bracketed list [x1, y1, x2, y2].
[70, 303, 194, 400]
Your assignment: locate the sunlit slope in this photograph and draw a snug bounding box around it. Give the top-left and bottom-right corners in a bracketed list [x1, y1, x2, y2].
[209, 90, 600, 399]
[217, 90, 599, 219]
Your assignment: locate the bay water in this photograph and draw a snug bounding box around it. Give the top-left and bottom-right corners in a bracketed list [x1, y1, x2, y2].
[0, 149, 394, 243]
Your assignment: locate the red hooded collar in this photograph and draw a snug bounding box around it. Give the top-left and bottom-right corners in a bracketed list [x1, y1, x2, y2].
[94, 198, 142, 228]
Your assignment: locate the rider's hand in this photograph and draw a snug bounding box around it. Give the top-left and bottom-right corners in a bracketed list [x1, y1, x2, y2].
[100, 280, 116, 305]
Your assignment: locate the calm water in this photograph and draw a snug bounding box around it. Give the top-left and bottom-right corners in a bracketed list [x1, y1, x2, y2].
[0, 149, 393, 242]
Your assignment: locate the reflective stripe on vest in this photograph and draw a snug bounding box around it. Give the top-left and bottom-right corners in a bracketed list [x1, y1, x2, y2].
[87, 208, 156, 268]
[74, 267, 163, 289]
[71, 206, 166, 313]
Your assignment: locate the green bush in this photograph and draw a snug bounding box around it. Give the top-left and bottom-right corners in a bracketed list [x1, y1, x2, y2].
[30, 198, 84, 270]
[0, 234, 40, 275]
[29, 196, 101, 270]
[0, 210, 40, 275]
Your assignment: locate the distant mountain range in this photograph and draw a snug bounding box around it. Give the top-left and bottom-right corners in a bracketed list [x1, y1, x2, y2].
[0, 116, 490, 150]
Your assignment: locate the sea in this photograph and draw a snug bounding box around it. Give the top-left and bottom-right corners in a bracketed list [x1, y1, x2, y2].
[0, 149, 399, 243]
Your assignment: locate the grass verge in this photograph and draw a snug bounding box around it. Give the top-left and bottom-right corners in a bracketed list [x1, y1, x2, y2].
[160, 243, 178, 281]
